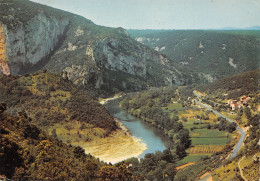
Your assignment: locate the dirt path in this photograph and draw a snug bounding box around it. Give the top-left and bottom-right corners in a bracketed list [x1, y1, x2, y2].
[238, 156, 247, 181]
[176, 162, 195, 170]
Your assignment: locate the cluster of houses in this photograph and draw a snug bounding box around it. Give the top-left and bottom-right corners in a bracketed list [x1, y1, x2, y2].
[228, 95, 251, 110]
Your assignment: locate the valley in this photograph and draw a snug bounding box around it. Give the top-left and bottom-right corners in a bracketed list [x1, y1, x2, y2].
[0, 0, 259, 180]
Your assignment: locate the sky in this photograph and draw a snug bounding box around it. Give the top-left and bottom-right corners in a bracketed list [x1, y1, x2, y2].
[31, 0, 260, 30]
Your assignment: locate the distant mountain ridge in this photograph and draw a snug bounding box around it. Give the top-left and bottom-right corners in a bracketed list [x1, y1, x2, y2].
[128, 29, 260, 80]
[220, 26, 260, 30]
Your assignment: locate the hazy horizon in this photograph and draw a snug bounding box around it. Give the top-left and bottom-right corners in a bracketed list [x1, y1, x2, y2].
[31, 0, 260, 30]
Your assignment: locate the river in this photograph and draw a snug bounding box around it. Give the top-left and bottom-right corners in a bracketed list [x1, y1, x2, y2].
[105, 98, 168, 158]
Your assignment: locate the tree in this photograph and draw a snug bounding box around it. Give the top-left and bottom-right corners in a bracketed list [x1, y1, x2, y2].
[52, 129, 57, 138]
[175, 144, 187, 159]
[227, 122, 237, 133]
[162, 149, 174, 163]
[36, 140, 56, 163]
[23, 125, 40, 139]
[244, 107, 251, 119]
[120, 99, 129, 110]
[181, 117, 187, 122]
[97, 164, 132, 181]
[177, 129, 191, 148]
[163, 163, 176, 180]
[0, 138, 23, 179]
[73, 146, 86, 159]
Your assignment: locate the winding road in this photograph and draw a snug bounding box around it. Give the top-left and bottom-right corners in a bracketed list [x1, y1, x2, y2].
[193, 91, 246, 159]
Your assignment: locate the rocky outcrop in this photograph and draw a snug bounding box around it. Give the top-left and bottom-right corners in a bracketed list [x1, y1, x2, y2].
[0, 24, 10, 75]
[0, 12, 69, 75]
[91, 38, 146, 77]
[63, 65, 103, 89]
[198, 72, 217, 83]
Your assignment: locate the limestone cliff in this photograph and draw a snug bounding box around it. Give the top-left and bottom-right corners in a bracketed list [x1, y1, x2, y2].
[0, 12, 69, 74]
[0, 0, 186, 94]
[91, 38, 146, 77]
[58, 36, 185, 92]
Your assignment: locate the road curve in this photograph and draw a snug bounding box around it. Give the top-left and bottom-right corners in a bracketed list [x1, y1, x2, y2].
[193, 91, 246, 159]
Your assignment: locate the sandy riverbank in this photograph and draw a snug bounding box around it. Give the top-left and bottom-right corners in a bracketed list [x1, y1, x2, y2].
[99, 95, 123, 105]
[87, 95, 147, 164]
[82, 128, 147, 164]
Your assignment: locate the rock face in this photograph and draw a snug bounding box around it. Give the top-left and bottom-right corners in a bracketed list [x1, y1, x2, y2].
[91, 38, 146, 77]
[59, 36, 184, 93]
[0, 23, 10, 75]
[0, 12, 69, 74]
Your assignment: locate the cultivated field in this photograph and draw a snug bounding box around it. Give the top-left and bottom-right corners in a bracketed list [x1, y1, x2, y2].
[189, 145, 224, 154]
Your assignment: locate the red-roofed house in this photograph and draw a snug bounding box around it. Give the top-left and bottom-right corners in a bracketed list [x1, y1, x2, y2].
[228, 96, 250, 110]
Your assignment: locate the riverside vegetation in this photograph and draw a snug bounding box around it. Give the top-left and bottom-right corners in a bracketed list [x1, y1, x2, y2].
[120, 87, 235, 180]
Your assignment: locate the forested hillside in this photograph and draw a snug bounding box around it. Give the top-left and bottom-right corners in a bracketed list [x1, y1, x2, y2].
[0, 71, 118, 142]
[128, 30, 260, 80]
[197, 69, 259, 99]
